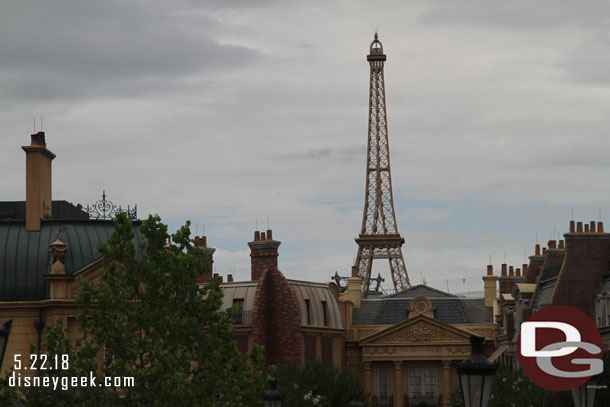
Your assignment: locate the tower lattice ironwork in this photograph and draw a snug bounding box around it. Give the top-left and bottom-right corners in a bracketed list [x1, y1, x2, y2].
[354, 33, 410, 296]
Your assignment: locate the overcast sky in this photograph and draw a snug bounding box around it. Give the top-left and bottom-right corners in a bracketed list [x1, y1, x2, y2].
[2, 0, 610, 294]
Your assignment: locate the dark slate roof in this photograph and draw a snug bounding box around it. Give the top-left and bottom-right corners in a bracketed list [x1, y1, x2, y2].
[387, 284, 458, 298]
[0, 201, 88, 222]
[0, 213, 142, 301]
[533, 279, 556, 310]
[352, 298, 492, 325]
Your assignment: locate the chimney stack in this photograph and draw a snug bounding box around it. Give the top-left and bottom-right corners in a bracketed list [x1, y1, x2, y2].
[194, 235, 216, 284]
[227, 274, 233, 283]
[501, 263, 507, 277]
[535, 244, 541, 256]
[482, 265, 498, 307]
[22, 132, 55, 231]
[248, 229, 281, 280]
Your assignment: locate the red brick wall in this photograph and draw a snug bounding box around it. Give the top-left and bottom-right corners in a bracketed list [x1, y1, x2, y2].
[551, 232, 610, 314]
[252, 267, 302, 366]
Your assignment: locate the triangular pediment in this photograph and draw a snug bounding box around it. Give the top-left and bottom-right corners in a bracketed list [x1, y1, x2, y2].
[359, 315, 473, 345]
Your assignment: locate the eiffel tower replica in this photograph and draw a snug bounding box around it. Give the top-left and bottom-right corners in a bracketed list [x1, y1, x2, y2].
[354, 33, 411, 296]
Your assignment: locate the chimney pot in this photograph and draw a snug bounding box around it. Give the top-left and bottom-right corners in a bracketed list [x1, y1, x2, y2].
[522, 264, 528, 276]
[486, 265, 493, 276]
[570, 220, 575, 233]
[267, 229, 272, 240]
[254, 231, 260, 241]
[542, 247, 547, 255]
[548, 240, 556, 249]
[509, 266, 514, 277]
[590, 221, 596, 233]
[558, 240, 565, 249]
[577, 222, 583, 232]
[261, 232, 266, 240]
[202, 236, 207, 247]
[501, 264, 507, 276]
[535, 244, 541, 256]
[598, 222, 604, 233]
[31, 131, 46, 146]
[227, 274, 233, 282]
[351, 265, 359, 278]
[585, 224, 590, 233]
[516, 268, 521, 277]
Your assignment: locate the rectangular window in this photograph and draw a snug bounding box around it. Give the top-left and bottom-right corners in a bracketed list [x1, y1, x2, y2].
[322, 301, 328, 326]
[304, 335, 317, 361]
[409, 368, 421, 398]
[409, 367, 436, 401]
[321, 336, 333, 368]
[305, 299, 311, 325]
[378, 368, 389, 400]
[233, 298, 244, 324]
[423, 368, 437, 398]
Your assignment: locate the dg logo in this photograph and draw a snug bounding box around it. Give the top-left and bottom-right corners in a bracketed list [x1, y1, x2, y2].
[518, 305, 603, 391]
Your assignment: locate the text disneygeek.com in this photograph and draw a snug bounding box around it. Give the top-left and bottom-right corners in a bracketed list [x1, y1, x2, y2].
[8, 354, 135, 390]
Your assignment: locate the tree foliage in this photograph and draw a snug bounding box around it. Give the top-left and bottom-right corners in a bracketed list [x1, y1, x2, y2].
[10, 213, 266, 406]
[272, 360, 370, 407]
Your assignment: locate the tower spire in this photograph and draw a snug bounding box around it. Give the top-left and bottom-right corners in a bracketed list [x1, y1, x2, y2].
[354, 34, 410, 296]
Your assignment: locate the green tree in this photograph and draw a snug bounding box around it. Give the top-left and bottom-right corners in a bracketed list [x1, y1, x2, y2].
[272, 360, 370, 407]
[14, 213, 266, 406]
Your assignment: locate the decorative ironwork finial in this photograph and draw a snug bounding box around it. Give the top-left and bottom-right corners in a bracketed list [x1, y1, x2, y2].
[86, 191, 137, 220]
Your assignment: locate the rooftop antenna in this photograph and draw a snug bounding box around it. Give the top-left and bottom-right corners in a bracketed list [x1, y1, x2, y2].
[571, 208, 574, 221]
[33, 117, 36, 133]
[553, 227, 556, 241]
[599, 208, 602, 222]
[536, 232, 538, 244]
[503, 252, 506, 263]
[256, 219, 258, 231]
[267, 218, 270, 229]
[489, 254, 492, 265]
[41, 116, 43, 131]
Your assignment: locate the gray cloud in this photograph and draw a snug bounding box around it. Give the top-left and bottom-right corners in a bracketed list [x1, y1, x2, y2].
[0, 0, 259, 101]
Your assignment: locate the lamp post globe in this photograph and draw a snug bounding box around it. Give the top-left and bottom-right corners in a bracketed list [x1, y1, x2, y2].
[263, 379, 283, 407]
[0, 320, 12, 370]
[457, 335, 497, 407]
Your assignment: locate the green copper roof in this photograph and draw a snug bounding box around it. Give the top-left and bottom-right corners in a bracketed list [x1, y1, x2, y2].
[0, 219, 142, 301]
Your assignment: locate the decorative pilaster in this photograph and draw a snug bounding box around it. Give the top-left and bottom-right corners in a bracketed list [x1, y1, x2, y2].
[363, 362, 371, 394]
[442, 361, 452, 405]
[393, 361, 403, 407]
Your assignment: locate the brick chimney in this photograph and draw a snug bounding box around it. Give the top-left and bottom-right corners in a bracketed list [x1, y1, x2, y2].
[248, 229, 280, 281]
[193, 235, 215, 284]
[499, 263, 523, 294]
[524, 243, 546, 284]
[551, 220, 610, 314]
[22, 132, 55, 231]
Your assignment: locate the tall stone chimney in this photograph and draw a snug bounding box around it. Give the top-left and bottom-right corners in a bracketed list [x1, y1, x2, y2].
[482, 264, 498, 308]
[248, 229, 280, 281]
[22, 132, 55, 231]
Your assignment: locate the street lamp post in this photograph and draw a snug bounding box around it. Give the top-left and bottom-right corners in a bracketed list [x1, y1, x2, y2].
[263, 379, 283, 407]
[571, 374, 601, 407]
[457, 335, 497, 407]
[0, 320, 12, 371]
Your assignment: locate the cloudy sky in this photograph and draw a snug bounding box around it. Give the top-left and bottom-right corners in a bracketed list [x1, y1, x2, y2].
[2, 0, 610, 294]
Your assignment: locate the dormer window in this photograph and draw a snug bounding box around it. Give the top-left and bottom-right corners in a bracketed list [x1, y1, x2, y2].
[305, 299, 311, 325]
[322, 301, 328, 326]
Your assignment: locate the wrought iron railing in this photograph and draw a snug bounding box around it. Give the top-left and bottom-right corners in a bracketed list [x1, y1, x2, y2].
[86, 191, 137, 220]
[233, 310, 252, 326]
